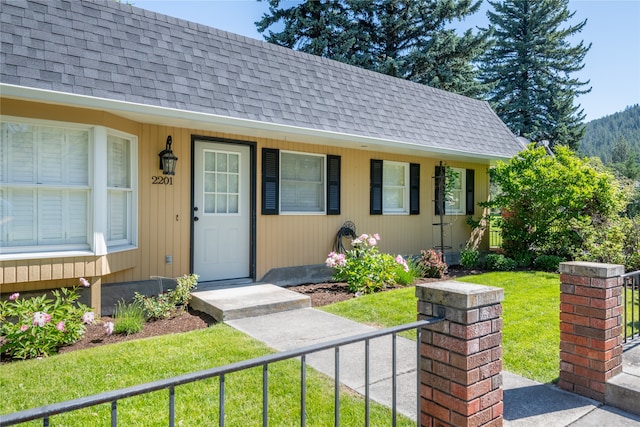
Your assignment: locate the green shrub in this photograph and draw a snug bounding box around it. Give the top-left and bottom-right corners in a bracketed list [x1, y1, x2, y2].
[0, 283, 93, 359]
[113, 300, 146, 335]
[417, 249, 447, 278]
[394, 258, 420, 285]
[326, 233, 408, 294]
[460, 249, 480, 269]
[534, 255, 563, 272]
[484, 254, 517, 271]
[134, 274, 199, 320]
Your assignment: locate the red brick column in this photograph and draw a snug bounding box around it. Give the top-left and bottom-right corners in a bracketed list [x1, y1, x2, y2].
[559, 261, 624, 402]
[417, 281, 504, 427]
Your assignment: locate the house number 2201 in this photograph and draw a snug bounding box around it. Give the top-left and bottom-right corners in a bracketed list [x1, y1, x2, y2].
[152, 176, 173, 185]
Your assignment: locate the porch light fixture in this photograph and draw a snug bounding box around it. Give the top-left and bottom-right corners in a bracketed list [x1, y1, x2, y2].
[159, 135, 178, 175]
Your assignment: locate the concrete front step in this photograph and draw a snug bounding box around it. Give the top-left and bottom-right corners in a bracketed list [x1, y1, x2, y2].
[605, 344, 640, 416]
[190, 283, 311, 322]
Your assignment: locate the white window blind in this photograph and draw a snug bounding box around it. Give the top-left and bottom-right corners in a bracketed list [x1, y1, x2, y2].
[280, 152, 325, 213]
[0, 122, 90, 250]
[383, 161, 408, 213]
[107, 134, 132, 245]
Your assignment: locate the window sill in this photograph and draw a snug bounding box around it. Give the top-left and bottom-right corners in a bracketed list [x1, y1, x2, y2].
[0, 246, 137, 262]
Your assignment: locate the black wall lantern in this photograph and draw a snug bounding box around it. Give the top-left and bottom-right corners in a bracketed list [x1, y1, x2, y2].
[159, 135, 178, 175]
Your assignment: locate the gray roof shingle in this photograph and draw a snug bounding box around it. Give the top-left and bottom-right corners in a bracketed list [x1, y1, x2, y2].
[0, 0, 522, 158]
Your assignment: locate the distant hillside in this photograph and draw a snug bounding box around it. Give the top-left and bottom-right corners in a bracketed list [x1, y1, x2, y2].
[579, 104, 640, 163]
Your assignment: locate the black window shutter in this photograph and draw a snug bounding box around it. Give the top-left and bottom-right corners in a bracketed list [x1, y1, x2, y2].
[466, 169, 475, 215]
[262, 148, 279, 215]
[409, 163, 420, 214]
[326, 155, 341, 215]
[370, 159, 383, 215]
[434, 165, 445, 215]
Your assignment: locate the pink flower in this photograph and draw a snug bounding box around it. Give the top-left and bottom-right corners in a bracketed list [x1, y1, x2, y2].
[9, 292, 19, 301]
[104, 321, 114, 335]
[395, 255, 409, 272]
[82, 312, 95, 325]
[326, 252, 347, 268]
[33, 312, 49, 327]
[56, 321, 65, 332]
[373, 233, 380, 240]
[79, 277, 90, 287]
[367, 237, 377, 246]
[19, 324, 29, 332]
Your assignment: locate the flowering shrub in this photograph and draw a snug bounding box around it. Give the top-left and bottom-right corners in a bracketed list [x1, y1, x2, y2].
[0, 279, 95, 360]
[134, 274, 199, 320]
[417, 249, 447, 278]
[326, 233, 408, 294]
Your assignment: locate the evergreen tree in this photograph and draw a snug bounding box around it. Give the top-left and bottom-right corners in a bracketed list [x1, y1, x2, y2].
[479, 0, 591, 149]
[256, 0, 355, 60]
[256, 0, 490, 98]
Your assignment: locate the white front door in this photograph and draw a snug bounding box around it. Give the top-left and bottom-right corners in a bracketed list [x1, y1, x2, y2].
[193, 141, 250, 281]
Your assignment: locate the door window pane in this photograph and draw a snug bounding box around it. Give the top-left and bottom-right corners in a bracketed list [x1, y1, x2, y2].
[202, 150, 240, 214]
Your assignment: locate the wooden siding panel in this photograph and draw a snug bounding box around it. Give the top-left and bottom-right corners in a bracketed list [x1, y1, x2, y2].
[1, 98, 494, 289]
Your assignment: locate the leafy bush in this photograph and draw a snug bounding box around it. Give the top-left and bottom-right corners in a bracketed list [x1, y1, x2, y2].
[484, 254, 517, 271]
[394, 257, 420, 285]
[460, 249, 480, 269]
[0, 282, 94, 359]
[134, 274, 199, 320]
[534, 255, 563, 272]
[417, 249, 447, 278]
[113, 299, 146, 335]
[326, 233, 407, 294]
[484, 144, 629, 262]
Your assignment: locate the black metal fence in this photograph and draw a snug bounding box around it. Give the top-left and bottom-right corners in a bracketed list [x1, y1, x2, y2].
[622, 270, 640, 345]
[0, 318, 443, 427]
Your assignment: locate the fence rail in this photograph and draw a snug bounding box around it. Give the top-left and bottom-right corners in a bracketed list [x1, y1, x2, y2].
[0, 318, 443, 427]
[622, 270, 640, 345]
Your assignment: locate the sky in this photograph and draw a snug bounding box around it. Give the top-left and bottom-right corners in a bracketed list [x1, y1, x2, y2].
[135, 0, 640, 122]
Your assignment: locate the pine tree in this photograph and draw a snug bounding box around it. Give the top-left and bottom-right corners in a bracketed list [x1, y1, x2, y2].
[256, 0, 490, 98]
[256, 0, 355, 60]
[479, 0, 591, 149]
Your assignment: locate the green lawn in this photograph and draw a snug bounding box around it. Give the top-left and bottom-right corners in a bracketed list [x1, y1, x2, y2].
[322, 271, 561, 383]
[0, 324, 413, 426]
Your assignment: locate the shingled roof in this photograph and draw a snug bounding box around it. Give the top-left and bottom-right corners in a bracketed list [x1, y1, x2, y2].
[0, 0, 522, 160]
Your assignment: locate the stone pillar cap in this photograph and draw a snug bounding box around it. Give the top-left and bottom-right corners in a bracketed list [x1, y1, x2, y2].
[559, 261, 625, 278]
[416, 280, 504, 309]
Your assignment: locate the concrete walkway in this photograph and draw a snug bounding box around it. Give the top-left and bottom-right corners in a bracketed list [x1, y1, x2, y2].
[226, 308, 640, 426]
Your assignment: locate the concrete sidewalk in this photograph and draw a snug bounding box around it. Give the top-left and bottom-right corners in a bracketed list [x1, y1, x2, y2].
[226, 307, 640, 426]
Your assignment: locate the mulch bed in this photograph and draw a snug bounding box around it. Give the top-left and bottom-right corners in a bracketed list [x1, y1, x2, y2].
[5, 268, 476, 361]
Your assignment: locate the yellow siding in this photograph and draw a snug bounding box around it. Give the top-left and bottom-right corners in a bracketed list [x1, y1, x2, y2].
[1, 98, 491, 292]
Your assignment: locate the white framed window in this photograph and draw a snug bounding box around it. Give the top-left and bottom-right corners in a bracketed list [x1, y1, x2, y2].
[202, 149, 240, 215]
[446, 167, 466, 215]
[383, 161, 409, 214]
[280, 151, 325, 214]
[0, 118, 137, 258]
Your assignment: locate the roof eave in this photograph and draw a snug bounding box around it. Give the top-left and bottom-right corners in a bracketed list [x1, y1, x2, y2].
[1, 84, 516, 164]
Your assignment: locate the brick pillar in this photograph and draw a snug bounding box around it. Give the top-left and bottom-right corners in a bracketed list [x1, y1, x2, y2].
[417, 281, 504, 427]
[559, 261, 624, 402]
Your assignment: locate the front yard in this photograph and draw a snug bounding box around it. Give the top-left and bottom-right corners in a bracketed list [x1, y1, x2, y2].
[322, 271, 561, 383]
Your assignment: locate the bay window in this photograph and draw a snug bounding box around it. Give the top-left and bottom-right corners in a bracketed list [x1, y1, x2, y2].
[0, 118, 137, 257]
